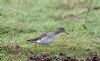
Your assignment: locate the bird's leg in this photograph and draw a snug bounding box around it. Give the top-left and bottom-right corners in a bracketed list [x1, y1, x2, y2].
[32, 43, 37, 52]
[44, 45, 49, 52]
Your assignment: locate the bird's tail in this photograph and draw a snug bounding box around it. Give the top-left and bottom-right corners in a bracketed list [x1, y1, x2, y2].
[27, 39, 37, 44]
[27, 39, 31, 42]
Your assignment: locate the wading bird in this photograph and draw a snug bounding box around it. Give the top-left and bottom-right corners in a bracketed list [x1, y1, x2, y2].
[27, 27, 68, 52]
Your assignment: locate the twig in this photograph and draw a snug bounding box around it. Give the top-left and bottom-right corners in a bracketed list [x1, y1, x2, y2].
[85, 0, 93, 22]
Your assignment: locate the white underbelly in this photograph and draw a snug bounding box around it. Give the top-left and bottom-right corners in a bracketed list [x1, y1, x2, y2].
[36, 37, 54, 45]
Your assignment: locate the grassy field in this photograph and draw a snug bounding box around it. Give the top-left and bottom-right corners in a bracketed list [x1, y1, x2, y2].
[0, 0, 100, 61]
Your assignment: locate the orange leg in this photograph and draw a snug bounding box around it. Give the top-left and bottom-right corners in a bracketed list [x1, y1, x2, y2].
[44, 46, 49, 52]
[32, 43, 37, 52]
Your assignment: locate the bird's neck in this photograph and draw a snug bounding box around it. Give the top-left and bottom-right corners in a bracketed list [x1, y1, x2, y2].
[54, 30, 61, 35]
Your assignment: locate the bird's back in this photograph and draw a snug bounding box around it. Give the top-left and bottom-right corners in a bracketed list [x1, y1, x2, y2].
[36, 32, 55, 45]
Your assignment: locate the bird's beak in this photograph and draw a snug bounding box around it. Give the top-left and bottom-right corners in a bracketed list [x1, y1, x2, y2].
[64, 32, 69, 35]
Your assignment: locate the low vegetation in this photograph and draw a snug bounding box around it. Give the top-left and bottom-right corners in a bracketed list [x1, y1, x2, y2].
[0, 0, 100, 61]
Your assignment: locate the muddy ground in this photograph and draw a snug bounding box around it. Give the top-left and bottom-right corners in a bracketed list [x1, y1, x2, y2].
[27, 52, 100, 61]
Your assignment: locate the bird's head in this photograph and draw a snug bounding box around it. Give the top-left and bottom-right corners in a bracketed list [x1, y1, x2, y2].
[58, 27, 65, 32]
[55, 27, 69, 35]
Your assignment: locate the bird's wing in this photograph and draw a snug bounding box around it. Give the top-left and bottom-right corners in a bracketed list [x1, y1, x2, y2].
[40, 34, 47, 38]
[27, 34, 47, 42]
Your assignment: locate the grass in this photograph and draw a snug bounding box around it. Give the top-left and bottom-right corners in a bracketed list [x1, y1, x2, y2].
[0, 0, 100, 61]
